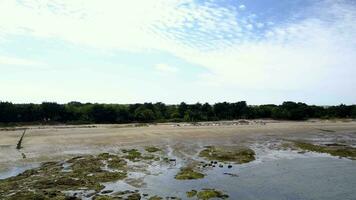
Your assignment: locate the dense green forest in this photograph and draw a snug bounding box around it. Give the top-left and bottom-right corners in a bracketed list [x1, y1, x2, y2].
[0, 101, 355, 125]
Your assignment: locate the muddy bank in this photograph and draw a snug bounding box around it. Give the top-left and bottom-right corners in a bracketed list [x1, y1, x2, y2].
[1, 120, 356, 199]
[1, 141, 356, 200]
[1, 120, 356, 170]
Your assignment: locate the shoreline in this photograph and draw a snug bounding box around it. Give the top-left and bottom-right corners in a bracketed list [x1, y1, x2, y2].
[1, 120, 356, 172]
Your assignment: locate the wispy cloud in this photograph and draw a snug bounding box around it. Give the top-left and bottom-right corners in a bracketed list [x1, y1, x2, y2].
[154, 64, 178, 73]
[0, 0, 356, 103]
[0, 56, 44, 67]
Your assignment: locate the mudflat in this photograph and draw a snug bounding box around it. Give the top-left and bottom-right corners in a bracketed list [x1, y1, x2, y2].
[1, 120, 356, 199]
[1, 120, 355, 171]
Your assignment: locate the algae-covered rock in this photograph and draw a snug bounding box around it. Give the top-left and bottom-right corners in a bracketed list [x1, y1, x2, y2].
[0, 154, 128, 199]
[149, 195, 163, 200]
[93, 195, 122, 200]
[145, 146, 161, 153]
[122, 149, 142, 161]
[186, 190, 197, 198]
[199, 146, 255, 164]
[175, 167, 204, 180]
[197, 189, 229, 200]
[294, 141, 356, 159]
[122, 148, 156, 162]
[127, 193, 141, 200]
[0, 190, 80, 200]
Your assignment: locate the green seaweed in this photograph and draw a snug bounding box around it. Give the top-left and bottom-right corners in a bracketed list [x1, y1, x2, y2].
[122, 148, 156, 162]
[127, 193, 141, 200]
[93, 195, 120, 200]
[175, 167, 204, 180]
[199, 146, 255, 164]
[122, 149, 142, 161]
[186, 190, 197, 198]
[0, 154, 128, 199]
[149, 196, 163, 200]
[294, 142, 356, 159]
[197, 189, 229, 200]
[145, 146, 161, 153]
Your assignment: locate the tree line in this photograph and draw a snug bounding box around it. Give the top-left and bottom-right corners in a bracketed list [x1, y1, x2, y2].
[0, 101, 355, 125]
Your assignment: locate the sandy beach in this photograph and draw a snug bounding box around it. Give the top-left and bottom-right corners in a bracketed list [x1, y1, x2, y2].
[1, 120, 356, 172]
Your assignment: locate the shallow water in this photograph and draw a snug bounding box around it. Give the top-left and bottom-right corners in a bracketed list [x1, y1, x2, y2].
[1, 146, 356, 200]
[100, 148, 356, 200]
[0, 163, 40, 180]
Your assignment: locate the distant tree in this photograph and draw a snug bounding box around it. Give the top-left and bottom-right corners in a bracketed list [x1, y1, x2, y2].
[183, 110, 194, 121]
[0, 100, 355, 125]
[271, 107, 289, 119]
[232, 101, 248, 118]
[88, 104, 116, 123]
[134, 106, 155, 122]
[214, 102, 233, 120]
[40, 102, 66, 122]
[115, 106, 130, 123]
[178, 102, 188, 118]
[351, 106, 356, 118]
[0, 102, 17, 123]
[18, 104, 42, 122]
[201, 103, 214, 120]
[154, 102, 167, 120]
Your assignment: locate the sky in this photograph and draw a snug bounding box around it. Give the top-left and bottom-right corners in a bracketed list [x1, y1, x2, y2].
[0, 0, 356, 105]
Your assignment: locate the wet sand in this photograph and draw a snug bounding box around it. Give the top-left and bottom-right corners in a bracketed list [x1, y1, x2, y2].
[1, 120, 356, 199]
[1, 120, 356, 172]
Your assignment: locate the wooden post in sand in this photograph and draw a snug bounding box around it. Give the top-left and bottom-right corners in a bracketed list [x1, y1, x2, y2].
[16, 129, 27, 150]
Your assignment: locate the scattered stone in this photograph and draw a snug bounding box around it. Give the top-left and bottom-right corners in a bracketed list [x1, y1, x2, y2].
[223, 172, 238, 177]
[101, 190, 113, 194]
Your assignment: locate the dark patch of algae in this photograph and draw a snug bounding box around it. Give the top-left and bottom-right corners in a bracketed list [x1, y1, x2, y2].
[148, 195, 163, 200]
[0, 153, 138, 200]
[144, 146, 161, 153]
[186, 190, 197, 198]
[196, 189, 229, 200]
[93, 192, 142, 200]
[294, 141, 356, 159]
[199, 146, 256, 164]
[175, 167, 205, 180]
[122, 149, 157, 162]
[186, 189, 228, 199]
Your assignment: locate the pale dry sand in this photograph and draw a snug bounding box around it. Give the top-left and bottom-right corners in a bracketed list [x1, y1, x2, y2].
[1, 120, 356, 172]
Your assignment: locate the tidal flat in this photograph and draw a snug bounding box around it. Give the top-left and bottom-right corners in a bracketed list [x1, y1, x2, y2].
[1, 120, 356, 199]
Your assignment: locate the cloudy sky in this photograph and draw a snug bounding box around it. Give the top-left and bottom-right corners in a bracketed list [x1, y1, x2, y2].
[1, 0, 356, 105]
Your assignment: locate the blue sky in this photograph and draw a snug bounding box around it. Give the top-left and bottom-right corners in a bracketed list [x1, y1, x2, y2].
[0, 0, 356, 105]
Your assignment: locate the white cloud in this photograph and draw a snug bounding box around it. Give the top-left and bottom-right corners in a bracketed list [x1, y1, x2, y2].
[154, 64, 178, 73]
[0, 0, 178, 51]
[246, 24, 253, 30]
[256, 23, 264, 28]
[0, 56, 44, 67]
[0, 0, 356, 103]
